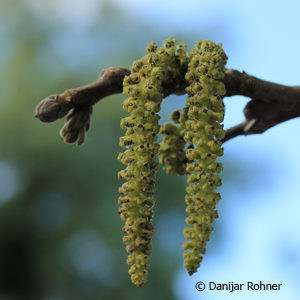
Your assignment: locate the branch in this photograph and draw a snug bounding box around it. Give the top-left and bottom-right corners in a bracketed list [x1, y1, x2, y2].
[222, 69, 300, 142]
[35, 67, 130, 145]
[35, 67, 300, 144]
[35, 67, 131, 122]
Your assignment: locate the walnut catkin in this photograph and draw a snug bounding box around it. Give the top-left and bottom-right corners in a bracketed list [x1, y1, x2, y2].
[159, 120, 187, 176]
[118, 38, 188, 286]
[182, 40, 227, 275]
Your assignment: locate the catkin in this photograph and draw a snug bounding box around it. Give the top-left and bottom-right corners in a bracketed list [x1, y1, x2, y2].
[118, 38, 188, 286]
[182, 40, 227, 275]
[159, 120, 186, 176]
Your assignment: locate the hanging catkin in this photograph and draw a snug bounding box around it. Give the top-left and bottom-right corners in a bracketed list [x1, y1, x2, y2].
[118, 38, 188, 286]
[182, 40, 227, 275]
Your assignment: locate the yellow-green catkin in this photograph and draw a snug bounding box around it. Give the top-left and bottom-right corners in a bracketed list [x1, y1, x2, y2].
[159, 110, 187, 175]
[182, 40, 228, 275]
[118, 38, 188, 286]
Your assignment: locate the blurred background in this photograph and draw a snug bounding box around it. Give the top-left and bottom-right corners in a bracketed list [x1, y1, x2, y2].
[1, 0, 300, 299]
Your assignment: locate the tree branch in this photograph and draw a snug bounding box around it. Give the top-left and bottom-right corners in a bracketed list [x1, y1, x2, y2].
[35, 67, 300, 144]
[35, 67, 131, 123]
[222, 69, 300, 142]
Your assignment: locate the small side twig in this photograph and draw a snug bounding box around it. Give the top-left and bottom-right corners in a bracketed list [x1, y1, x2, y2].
[222, 121, 248, 143]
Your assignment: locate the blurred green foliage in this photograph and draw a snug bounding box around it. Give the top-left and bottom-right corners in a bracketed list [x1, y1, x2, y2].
[0, 1, 248, 300]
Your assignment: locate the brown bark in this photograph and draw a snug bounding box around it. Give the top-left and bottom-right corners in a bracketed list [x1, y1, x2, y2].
[35, 67, 300, 144]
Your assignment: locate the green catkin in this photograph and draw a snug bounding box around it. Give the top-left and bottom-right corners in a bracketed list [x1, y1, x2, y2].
[182, 40, 228, 275]
[118, 38, 188, 286]
[159, 108, 191, 175]
[159, 120, 186, 175]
